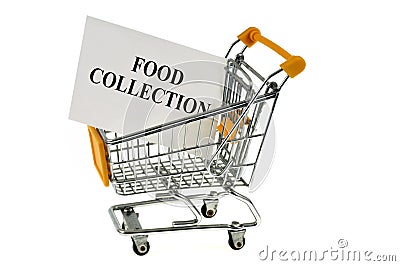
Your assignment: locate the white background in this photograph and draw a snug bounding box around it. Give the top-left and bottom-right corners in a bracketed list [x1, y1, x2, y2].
[1, 0, 399, 265]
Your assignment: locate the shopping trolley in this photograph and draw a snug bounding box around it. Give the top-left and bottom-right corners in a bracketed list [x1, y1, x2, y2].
[88, 27, 305, 255]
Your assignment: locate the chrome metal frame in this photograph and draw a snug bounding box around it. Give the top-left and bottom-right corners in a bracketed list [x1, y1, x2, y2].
[98, 39, 290, 255]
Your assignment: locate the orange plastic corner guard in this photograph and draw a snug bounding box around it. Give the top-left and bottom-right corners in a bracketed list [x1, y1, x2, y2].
[88, 126, 110, 187]
[238, 27, 306, 78]
[217, 117, 236, 141]
[216, 112, 251, 141]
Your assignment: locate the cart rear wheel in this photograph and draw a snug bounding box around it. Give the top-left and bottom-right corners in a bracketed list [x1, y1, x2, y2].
[132, 241, 150, 256]
[201, 203, 217, 218]
[228, 235, 245, 250]
[228, 229, 246, 250]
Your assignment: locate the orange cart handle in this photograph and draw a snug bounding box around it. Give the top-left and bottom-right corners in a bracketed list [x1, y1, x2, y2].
[238, 27, 306, 78]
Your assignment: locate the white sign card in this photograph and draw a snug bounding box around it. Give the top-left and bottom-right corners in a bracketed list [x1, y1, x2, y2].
[69, 16, 227, 141]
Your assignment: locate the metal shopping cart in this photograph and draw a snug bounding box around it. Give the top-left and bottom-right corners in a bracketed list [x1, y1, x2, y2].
[87, 27, 305, 255]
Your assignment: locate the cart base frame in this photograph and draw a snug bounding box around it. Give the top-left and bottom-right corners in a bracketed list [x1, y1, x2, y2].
[108, 188, 260, 254]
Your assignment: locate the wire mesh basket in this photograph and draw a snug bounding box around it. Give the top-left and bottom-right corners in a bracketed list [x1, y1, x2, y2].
[87, 26, 305, 255]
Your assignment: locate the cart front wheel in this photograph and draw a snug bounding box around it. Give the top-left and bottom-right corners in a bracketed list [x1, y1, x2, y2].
[132, 240, 150, 256]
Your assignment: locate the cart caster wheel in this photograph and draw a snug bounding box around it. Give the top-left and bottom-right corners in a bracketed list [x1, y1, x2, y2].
[228, 236, 245, 250]
[228, 229, 246, 250]
[132, 241, 150, 256]
[201, 203, 217, 218]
